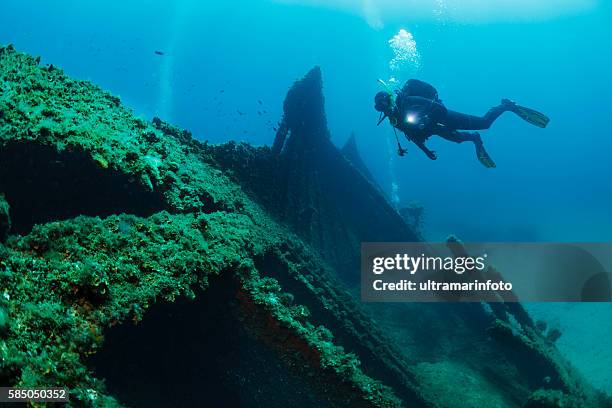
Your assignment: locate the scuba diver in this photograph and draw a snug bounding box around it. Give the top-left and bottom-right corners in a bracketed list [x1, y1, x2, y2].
[374, 79, 549, 168]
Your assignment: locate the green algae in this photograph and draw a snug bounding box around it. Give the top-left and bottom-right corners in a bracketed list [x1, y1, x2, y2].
[0, 44, 240, 215]
[1, 213, 210, 405]
[0, 211, 401, 406]
[0, 45, 403, 407]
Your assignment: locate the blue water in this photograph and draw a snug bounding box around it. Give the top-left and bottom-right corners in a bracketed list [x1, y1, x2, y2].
[2, 0, 612, 396]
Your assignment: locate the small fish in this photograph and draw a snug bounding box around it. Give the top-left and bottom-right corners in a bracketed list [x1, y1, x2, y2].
[258, 100, 263, 105]
[154, 50, 165, 56]
[220, 89, 225, 93]
[237, 110, 245, 116]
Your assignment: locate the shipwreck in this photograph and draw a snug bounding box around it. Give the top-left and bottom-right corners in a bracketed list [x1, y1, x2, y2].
[0, 45, 610, 407]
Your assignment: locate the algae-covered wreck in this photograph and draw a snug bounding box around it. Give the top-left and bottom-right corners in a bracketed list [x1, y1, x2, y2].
[0, 45, 609, 407]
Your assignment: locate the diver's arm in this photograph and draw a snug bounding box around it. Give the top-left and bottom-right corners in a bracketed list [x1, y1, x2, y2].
[400, 127, 437, 160]
[413, 139, 437, 160]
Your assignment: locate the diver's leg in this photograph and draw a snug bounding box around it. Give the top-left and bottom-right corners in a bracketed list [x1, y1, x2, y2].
[436, 128, 482, 144]
[435, 129, 496, 168]
[443, 103, 509, 130]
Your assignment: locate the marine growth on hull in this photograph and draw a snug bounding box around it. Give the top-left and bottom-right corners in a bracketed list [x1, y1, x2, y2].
[0, 45, 610, 408]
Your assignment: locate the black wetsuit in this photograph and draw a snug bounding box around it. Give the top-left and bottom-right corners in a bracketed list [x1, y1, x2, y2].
[391, 94, 508, 159]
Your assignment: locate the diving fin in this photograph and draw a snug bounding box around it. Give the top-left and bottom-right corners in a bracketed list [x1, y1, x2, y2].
[513, 104, 550, 128]
[475, 143, 496, 168]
